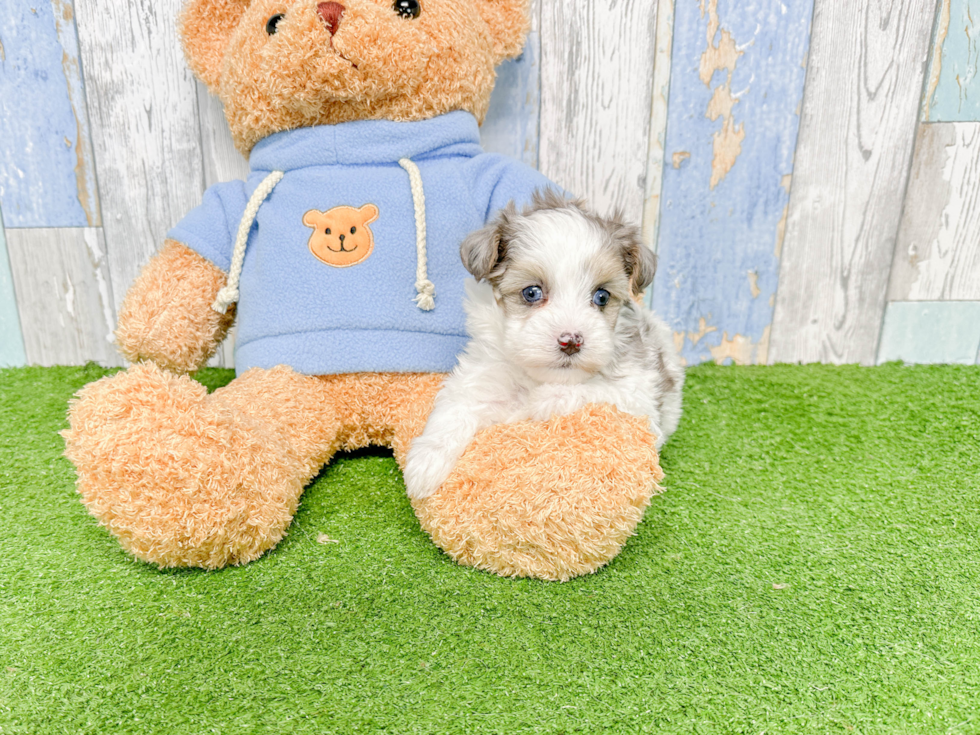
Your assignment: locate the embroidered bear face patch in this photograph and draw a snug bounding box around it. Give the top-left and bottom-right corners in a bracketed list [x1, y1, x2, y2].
[302, 204, 379, 268]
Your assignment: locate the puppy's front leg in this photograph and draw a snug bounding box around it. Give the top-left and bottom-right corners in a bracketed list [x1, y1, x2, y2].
[404, 395, 492, 500]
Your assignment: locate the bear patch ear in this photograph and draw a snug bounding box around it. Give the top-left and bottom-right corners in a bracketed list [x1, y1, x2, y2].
[358, 204, 380, 224]
[302, 210, 325, 228]
[179, 0, 252, 91]
[473, 0, 531, 62]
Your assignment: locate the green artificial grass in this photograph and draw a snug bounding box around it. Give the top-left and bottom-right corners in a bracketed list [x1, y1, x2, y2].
[1, 363, 979, 734]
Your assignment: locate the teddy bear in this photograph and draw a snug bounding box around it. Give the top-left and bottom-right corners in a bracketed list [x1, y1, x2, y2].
[62, 0, 664, 581]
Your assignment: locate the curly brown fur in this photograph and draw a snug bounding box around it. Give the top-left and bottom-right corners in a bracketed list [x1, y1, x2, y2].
[181, 0, 531, 153]
[412, 404, 663, 581]
[115, 241, 235, 374]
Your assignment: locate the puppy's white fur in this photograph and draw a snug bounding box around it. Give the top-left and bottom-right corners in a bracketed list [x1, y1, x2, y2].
[404, 192, 684, 500]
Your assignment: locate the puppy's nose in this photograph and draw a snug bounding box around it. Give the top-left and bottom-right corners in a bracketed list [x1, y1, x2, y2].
[317, 2, 345, 34]
[558, 333, 584, 355]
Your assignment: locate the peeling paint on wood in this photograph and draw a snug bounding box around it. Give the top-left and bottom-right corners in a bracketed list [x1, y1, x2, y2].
[0, 0, 100, 227]
[888, 121, 980, 301]
[6, 226, 121, 367]
[769, 0, 937, 365]
[0, 214, 26, 368]
[923, 0, 980, 122]
[877, 300, 980, 365]
[654, 0, 813, 366]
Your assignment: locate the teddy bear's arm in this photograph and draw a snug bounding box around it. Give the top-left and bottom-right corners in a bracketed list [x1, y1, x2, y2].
[115, 240, 235, 374]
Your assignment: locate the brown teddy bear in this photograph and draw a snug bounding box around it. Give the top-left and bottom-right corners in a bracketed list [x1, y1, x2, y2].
[62, 0, 663, 581]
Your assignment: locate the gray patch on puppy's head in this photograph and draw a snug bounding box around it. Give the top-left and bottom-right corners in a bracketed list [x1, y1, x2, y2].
[593, 210, 657, 297]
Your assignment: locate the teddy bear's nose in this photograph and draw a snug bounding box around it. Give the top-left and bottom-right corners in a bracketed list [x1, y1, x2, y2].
[317, 2, 345, 34]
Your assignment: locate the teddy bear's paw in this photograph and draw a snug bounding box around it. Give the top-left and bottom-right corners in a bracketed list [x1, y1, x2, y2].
[63, 362, 306, 569]
[411, 403, 665, 582]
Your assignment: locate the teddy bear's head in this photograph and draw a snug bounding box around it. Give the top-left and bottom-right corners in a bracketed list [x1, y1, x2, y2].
[181, 0, 530, 153]
[303, 203, 379, 267]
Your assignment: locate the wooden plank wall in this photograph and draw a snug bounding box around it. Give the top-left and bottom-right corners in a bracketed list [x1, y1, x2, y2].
[1, 0, 977, 368]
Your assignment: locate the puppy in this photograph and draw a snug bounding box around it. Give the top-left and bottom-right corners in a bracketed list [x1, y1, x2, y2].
[404, 190, 684, 500]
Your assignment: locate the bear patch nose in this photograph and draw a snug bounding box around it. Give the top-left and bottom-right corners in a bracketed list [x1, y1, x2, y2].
[558, 333, 584, 356]
[317, 2, 344, 34]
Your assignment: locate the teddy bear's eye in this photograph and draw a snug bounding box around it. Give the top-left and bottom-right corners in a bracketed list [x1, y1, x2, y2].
[393, 0, 421, 19]
[350, 226, 356, 234]
[266, 13, 285, 34]
[325, 228, 331, 235]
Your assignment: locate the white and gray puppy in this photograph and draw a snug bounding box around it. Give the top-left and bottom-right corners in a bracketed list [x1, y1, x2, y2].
[404, 190, 684, 500]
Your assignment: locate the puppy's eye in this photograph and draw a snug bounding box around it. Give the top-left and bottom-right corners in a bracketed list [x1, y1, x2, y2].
[394, 0, 421, 19]
[350, 226, 356, 234]
[325, 228, 331, 235]
[592, 289, 610, 307]
[266, 13, 285, 34]
[521, 285, 543, 304]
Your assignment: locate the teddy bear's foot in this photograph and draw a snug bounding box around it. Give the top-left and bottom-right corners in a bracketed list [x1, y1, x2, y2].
[411, 404, 664, 581]
[63, 363, 340, 568]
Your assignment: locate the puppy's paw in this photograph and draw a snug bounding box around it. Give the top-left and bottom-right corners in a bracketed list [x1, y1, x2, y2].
[525, 384, 585, 422]
[404, 437, 458, 500]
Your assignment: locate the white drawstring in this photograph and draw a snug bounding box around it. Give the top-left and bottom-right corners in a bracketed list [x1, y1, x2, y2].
[398, 158, 435, 311]
[212, 169, 285, 314]
[213, 161, 434, 314]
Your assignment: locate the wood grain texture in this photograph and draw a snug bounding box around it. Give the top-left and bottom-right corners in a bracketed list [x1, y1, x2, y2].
[877, 300, 980, 364]
[74, 0, 206, 314]
[769, 0, 938, 365]
[922, 0, 980, 122]
[652, 0, 813, 365]
[0, 0, 100, 227]
[6, 227, 122, 367]
[888, 122, 980, 301]
[537, 0, 657, 221]
[0, 217, 26, 368]
[640, 0, 676, 260]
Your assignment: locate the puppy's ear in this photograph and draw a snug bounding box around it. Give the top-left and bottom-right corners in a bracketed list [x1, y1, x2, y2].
[460, 205, 516, 281]
[473, 0, 531, 62]
[603, 213, 657, 297]
[180, 0, 251, 91]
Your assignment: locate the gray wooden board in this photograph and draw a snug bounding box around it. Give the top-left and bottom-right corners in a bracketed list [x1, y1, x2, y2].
[769, 0, 939, 365]
[887, 122, 980, 301]
[74, 0, 206, 315]
[537, 0, 658, 222]
[6, 227, 122, 367]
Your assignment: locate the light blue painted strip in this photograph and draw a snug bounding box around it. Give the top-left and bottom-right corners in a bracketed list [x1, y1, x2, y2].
[0, 0, 91, 227]
[877, 301, 980, 365]
[480, 31, 540, 168]
[0, 211, 26, 368]
[925, 0, 980, 122]
[652, 0, 814, 365]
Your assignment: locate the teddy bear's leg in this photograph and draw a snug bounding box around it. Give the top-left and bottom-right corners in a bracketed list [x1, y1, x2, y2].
[63, 362, 343, 568]
[410, 405, 664, 582]
[316, 372, 444, 461]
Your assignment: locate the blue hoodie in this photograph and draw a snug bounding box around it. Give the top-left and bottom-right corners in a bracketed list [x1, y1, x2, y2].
[168, 111, 556, 376]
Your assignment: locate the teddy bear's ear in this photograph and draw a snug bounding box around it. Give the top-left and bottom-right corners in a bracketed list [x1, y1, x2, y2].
[473, 0, 531, 61]
[358, 204, 379, 224]
[180, 0, 252, 91]
[302, 209, 324, 228]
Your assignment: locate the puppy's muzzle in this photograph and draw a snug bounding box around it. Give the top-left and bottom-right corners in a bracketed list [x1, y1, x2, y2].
[558, 332, 584, 355]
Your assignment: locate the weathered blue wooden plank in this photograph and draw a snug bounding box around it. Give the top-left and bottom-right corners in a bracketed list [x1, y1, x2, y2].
[0, 214, 27, 368]
[652, 0, 814, 365]
[877, 301, 980, 365]
[923, 0, 980, 122]
[480, 30, 540, 168]
[0, 0, 100, 227]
